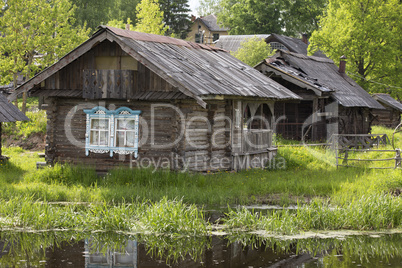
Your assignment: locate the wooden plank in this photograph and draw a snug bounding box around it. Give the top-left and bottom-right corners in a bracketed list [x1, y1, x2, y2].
[9, 32, 108, 101]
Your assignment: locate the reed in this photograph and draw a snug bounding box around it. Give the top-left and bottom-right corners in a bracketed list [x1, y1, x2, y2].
[223, 193, 402, 233]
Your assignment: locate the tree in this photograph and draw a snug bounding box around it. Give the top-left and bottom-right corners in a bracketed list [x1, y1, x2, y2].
[109, 0, 141, 26]
[217, 0, 327, 37]
[69, 0, 114, 31]
[107, 18, 135, 30]
[309, 0, 402, 95]
[231, 36, 274, 67]
[135, 0, 168, 35]
[217, 0, 285, 35]
[281, 0, 327, 36]
[159, 0, 191, 39]
[0, 0, 90, 113]
[196, 0, 222, 16]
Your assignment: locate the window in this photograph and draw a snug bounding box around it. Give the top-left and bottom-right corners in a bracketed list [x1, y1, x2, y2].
[84, 106, 141, 158]
[243, 103, 272, 130]
[213, 33, 220, 42]
[195, 33, 204, 44]
[268, 42, 288, 51]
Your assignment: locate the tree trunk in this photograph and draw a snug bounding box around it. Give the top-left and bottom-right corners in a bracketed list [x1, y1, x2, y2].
[13, 73, 18, 108]
[22, 91, 27, 114]
[22, 54, 34, 114]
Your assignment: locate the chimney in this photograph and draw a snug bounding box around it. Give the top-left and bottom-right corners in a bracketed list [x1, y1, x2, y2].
[125, 24, 130, 31]
[301, 33, 308, 44]
[339, 55, 347, 74]
[191, 15, 196, 22]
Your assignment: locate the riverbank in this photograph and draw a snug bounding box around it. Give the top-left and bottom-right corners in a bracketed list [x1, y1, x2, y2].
[0, 125, 401, 234]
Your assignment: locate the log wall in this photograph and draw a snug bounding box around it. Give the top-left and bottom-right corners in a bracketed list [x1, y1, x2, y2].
[43, 97, 235, 172]
[372, 106, 401, 128]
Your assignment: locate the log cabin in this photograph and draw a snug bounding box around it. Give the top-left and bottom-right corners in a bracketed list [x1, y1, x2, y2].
[9, 26, 300, 172]
[371, 93, 402, 128]
[255, 50, 384, 141]
[0, 93, 29, 158]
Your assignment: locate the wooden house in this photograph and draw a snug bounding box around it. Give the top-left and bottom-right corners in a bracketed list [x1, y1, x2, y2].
[9, 26, 300, 172]
[187, 15, 229, 45]
[265, 33, 326, 58]
[255, 50, 384, 141]
[371, 93, 402, 128]
[0, 93, 29, 158]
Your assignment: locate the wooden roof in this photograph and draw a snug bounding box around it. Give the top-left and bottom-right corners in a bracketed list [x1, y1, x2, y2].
[0, 93, 29, 122]
[372, 93, 402, 112]
[215, 35, 270, 53]
[266, 34, 326, 58]
[256, 50, 384, 109]
[9, 26, 300, 108]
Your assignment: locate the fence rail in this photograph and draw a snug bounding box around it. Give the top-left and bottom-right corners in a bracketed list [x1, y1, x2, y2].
[330, 134, 389, 150]
[336, 148, 401, 169]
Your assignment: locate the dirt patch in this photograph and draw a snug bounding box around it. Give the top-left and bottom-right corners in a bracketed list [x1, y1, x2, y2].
[1, 132, 46, 151]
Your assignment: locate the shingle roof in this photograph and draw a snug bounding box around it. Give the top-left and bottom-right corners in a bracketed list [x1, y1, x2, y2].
[0, 93, 29, 122]
[372, 93, 402, 112]
[256, 50, 384, 109]
[215, 35, 270, 52]
[9, 26, 301, 106]
[198, 15, 229, 32]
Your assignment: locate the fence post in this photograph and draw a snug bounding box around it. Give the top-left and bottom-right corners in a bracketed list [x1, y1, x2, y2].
[395, 149, 401, 169]
[342, 150, 348, 166]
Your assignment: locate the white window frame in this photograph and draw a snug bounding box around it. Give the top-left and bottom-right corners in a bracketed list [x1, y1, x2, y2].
[84, 106, 141, 158]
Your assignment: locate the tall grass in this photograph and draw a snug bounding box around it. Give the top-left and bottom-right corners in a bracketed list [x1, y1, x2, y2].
[223, 193, 402, 234]
[0, 196, 209, 234]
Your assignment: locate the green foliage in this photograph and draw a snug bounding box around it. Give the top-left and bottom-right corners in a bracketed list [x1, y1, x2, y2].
[281, 0, 328, 36]
[135, 0, 168, 35]
[231, 36, 274, 66]
[196, 0, 222, 16]
[216, 0, 326, 36]
[1, 98, 46, 139]
[309, 0, 402, 95]
[2, 110, 46, 139]
[107, 18, 135, 30]
[0, 0, 90, 86]
[218, 0, 284, 35]
[159, 0, 191, 39]
[110, 0, 142, 26]
[69, 0, 114, 31]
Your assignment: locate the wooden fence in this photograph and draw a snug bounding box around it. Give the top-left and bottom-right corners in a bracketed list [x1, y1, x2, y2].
[329, 134, 389, 150]
[336, 148, 401, 169]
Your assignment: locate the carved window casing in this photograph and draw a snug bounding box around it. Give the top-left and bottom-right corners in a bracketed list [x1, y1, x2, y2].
[84, 106, 141, 158]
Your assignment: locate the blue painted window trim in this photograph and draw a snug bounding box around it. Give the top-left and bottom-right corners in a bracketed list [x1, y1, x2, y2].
[83, 106, 142, 158]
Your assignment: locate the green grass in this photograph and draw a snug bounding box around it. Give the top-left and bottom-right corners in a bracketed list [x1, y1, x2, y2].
[1, 97, 46, 140]
[0, 126, 401, 234]
[224, 193, 402, 234]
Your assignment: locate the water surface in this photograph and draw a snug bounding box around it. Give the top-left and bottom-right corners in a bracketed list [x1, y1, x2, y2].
[0, 231, 401, 267]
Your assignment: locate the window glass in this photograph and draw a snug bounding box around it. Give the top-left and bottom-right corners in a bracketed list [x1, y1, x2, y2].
[90, 118, 109, 146]
[115, 118, 136, 147]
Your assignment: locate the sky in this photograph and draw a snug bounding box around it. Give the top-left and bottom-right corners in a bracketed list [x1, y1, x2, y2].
[188, 0, 200, 16]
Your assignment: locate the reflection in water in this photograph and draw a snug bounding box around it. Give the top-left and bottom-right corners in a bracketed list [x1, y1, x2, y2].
[0, 231, 401, 267]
